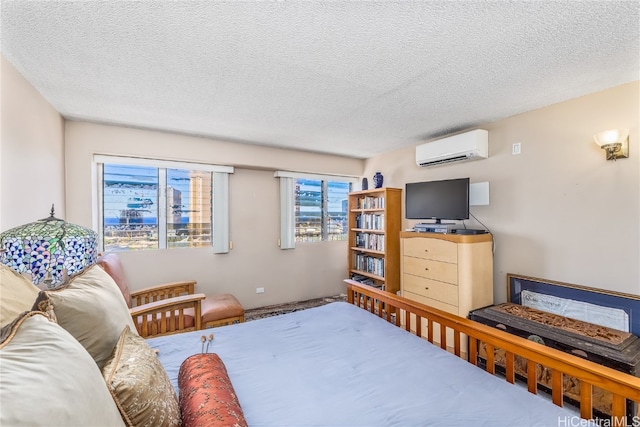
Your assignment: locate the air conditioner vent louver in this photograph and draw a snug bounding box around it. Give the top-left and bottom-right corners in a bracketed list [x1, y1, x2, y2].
[418, 155, 470, 167]
[416, 129, 488, 167]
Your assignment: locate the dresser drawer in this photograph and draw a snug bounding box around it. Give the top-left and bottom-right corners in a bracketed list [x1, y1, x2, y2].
[403, 237, 457, 263]
[403, 274, 459, 307]
[402, 290, 459, 316]
[403, 256, 458, 284]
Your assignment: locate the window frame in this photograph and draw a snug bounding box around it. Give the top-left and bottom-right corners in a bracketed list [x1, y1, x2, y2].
[94, 155, 233, 253]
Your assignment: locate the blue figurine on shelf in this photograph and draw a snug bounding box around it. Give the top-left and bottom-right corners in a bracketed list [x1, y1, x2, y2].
[373, 172, 383, 188]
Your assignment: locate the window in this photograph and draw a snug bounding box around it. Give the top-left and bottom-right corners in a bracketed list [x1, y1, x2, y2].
[95, 156, 233, 253]
[102, 164, 161, 251]
[275, 171, 357, 249]
[295, 178, 350, 242]
[167, 168, 214, 248]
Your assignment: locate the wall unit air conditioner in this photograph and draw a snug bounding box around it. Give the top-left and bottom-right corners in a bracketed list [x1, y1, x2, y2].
[416, 129, 488, 167]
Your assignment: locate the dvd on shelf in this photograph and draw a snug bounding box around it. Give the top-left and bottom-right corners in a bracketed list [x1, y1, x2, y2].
[354, 213, 385, 230]
[353, 254, 384, 277]
[356, 196, 385, 210]
[355, 232, 385, 251]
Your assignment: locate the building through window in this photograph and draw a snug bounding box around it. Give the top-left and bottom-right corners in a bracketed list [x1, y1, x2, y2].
[95, 156, 233, 253]
[294, 178, 350, 242]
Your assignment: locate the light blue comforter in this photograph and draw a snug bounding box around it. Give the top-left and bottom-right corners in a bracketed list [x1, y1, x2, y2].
[148, 302, 586, 427]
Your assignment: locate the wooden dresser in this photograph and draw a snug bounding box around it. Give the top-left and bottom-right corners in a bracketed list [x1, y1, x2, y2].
[400, 231, 494, 352]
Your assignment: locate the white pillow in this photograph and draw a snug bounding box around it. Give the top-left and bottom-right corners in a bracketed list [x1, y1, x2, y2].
[0, 264, 39, 327]
[35, 264, 137, 369]
[0, 311, 126, 426]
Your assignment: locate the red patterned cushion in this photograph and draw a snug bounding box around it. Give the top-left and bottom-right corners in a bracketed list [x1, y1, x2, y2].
[178, 354, 248, 427]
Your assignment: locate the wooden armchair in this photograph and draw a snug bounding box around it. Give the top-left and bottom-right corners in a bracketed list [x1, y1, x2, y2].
[97, 253, 205, 338]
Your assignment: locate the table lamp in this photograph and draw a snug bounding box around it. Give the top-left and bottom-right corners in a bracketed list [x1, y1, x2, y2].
[0, 205, 98, 288]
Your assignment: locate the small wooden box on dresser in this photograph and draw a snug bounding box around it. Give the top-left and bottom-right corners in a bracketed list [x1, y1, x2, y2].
[347, 188, 402, 294]
[400, 231, 494, 355]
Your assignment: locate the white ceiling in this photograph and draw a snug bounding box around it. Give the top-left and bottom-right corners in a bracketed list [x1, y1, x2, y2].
[2, 1, 638, 159]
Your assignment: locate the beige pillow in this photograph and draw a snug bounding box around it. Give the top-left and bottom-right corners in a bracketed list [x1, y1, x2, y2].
[103, 325, 180, 427]
[35, 264, 137, 369]
[0, 311, 125, 426]
[0, 264, 39, 327]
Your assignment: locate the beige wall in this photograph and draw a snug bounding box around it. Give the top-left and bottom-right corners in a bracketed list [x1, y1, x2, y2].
[3, 53, 637, 308]
[1, 56, 65, 230]
[64, 121, 363, 308]
[364, 81, 640, 302]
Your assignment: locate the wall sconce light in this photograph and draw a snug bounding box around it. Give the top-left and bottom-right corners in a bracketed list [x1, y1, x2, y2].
[593, 128, 629, 160]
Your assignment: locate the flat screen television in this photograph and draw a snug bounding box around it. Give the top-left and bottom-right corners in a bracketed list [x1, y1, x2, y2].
[405, 178, 470, 223]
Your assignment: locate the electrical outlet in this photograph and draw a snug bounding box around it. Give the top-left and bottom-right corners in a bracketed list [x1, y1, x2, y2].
[256, 287, 265, 294]
[512, 143, 522, 155]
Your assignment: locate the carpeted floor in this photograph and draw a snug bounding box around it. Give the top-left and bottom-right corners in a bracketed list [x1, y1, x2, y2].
[244, 294, 347, 322]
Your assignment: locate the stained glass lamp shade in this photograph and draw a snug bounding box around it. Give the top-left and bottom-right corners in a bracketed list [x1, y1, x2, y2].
[0, 206, 98, 288]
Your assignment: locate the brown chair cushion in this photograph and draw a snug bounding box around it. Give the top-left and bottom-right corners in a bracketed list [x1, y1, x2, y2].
[97, 253, 132, 308]
[183, 294, 244, 324]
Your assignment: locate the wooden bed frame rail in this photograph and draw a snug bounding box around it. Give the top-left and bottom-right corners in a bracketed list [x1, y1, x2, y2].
[345, 280, 640, 424]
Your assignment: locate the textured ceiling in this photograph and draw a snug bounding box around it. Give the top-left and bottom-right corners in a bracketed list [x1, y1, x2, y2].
[2, 1, 639, 159]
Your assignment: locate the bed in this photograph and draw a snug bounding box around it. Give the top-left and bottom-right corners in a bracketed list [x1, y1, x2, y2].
[2, 262, 639, 426]
[148, 281, 640, 426]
